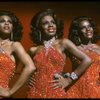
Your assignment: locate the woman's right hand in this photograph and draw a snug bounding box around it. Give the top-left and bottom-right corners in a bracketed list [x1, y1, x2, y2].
[28, 72, 37, 88]
[50, 74, 72, 90]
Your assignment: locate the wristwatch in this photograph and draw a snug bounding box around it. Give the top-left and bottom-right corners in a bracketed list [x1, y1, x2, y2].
[70, 72, 78, 80]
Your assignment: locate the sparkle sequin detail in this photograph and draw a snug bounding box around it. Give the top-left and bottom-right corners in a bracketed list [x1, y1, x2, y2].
[27, 47, 67, 98]
[0, 48, 15, 88]
[66, 49, 100, 98]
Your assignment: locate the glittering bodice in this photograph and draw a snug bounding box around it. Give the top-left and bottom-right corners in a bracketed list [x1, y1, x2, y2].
[0, 48, 16, 88]
[28, 47, 67, 98]
[66, 50, 100, 98]
[81, 50, 100, 98]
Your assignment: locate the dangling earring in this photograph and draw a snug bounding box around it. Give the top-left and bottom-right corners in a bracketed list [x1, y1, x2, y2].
[11, 32, 13, 41]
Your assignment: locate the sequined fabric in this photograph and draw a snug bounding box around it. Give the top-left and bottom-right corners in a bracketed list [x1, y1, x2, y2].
[66, 49, 100, 98]
[27, 47, 67, 98]
[0, 48, 15, 88]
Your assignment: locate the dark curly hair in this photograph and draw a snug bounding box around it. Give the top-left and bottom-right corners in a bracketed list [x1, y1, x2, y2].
[68, 16, 100, 46]
[68, 16, 100, 71]
[30, 9, 64, 45]
[0, 10, 23, 41]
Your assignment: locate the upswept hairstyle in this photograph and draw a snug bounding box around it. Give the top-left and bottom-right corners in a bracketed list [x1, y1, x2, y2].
[0, 10, 23, 41]
[68, 16, 100, 46]
[30, 9, 64, 45]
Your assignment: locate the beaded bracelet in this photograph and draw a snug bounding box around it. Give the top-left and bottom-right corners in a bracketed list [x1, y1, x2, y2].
[62, 72, 78, 80]
[54, 72, 78, 80]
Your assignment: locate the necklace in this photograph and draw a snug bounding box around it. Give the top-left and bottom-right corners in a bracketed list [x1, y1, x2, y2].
[44, 37, 56, 54]
[0, 39, 10, 47]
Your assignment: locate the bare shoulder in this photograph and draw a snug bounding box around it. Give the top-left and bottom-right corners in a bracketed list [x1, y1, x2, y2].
[11, 42, 23, 50]
[93, 44, 100, 48]
[59, 38, 72, 44]
[59, 38, 75, 48]
[10, 42, 27, 57]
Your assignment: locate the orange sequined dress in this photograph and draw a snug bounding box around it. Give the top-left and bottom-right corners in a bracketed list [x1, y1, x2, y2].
[0, 48, 16, 89]
[66, 49, 100, 98]
[27, 47, 67, 98]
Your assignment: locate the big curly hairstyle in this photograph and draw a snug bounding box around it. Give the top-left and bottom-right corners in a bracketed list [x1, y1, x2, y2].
[30, 9, 64, 45]
[0, 10, 23, 41]
[68, 16, 100, 46]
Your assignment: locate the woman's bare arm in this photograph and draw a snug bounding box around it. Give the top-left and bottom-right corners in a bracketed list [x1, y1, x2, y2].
[0, 42, 36, 97]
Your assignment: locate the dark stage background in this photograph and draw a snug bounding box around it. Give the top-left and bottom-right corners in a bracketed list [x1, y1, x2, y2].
[0, 1, 100, 98]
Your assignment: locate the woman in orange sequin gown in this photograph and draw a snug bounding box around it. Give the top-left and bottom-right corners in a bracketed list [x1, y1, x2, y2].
[0, 48, 15, 89]
[28, 47, 67, 98]
[67, 16, 100, 98]
[0, 11, 36, 98]
[27, 9, 91, 98]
